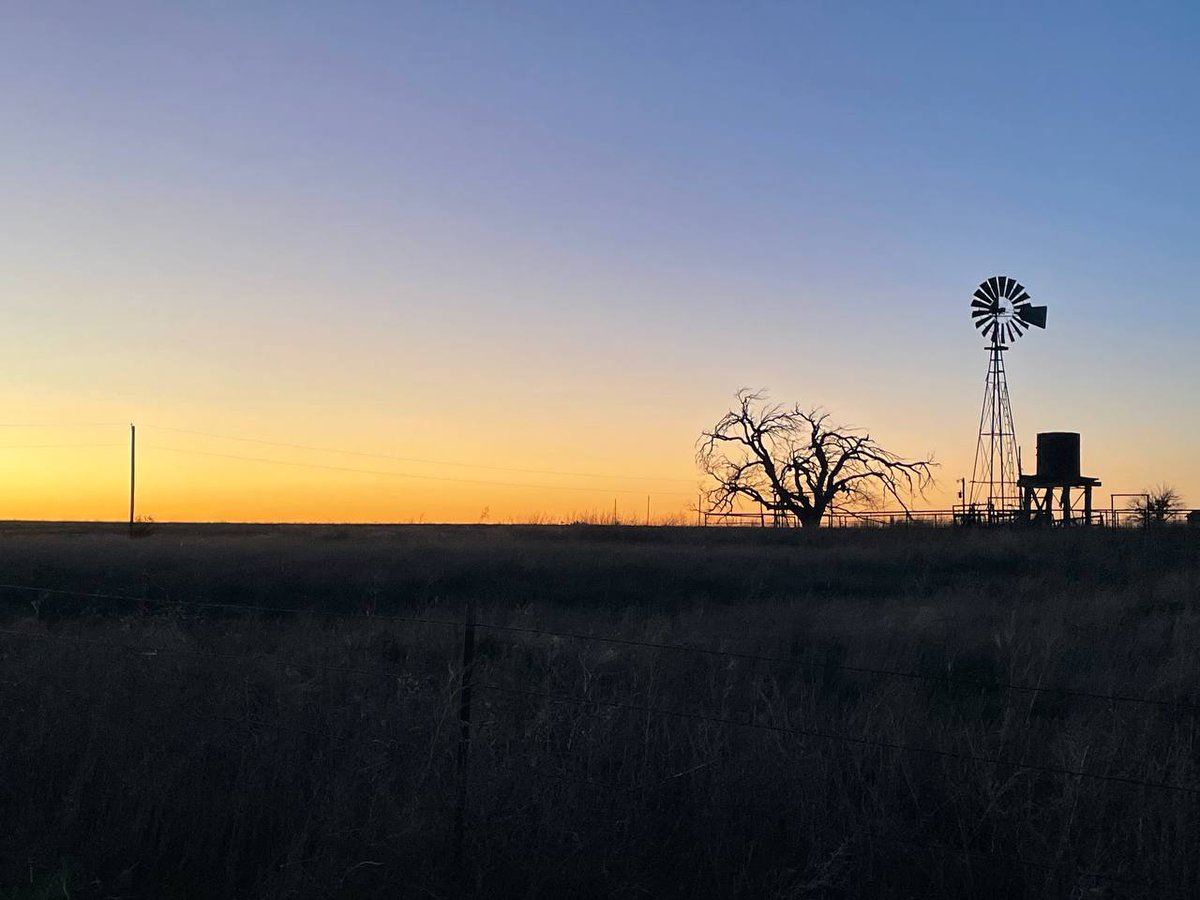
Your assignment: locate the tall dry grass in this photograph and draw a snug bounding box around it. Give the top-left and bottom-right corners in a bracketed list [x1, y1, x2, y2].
[1, 524, 1198, 898]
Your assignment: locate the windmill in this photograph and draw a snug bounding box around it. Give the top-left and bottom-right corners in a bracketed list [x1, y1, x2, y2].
[968, 276, 1047, 519]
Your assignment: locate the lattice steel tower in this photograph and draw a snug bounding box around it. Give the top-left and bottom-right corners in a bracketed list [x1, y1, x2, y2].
[968, 276, 1047, 517]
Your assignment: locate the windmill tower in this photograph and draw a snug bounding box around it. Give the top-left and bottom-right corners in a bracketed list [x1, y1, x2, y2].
[968, 276, 1047, 519]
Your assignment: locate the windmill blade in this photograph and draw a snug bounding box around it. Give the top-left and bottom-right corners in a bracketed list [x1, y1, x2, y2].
[1010, 285, 1028, 303]
[977, 280, 998, 302]
[998, 276, 1012, 298]
[1015, 304, 1048, 329]
[986, 276, 1002, 299]
[971, 296, 992, 310]
[973, 313, 994, 329]
[973, 288, 992, 304]
[1011, 317, 1028, 336]
[972, 308, 994, 319]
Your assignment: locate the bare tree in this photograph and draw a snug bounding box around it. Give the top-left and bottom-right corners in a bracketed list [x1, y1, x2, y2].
[698, 389, 935, 528]
[1127, 484, 1184, 527]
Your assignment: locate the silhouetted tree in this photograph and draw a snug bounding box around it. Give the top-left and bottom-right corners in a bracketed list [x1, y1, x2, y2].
[698, 389, 935, 528]
[1128, 484, 1184, 527]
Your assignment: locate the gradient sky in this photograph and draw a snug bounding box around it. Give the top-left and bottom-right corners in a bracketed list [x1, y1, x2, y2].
[2, 2, 1197, 522]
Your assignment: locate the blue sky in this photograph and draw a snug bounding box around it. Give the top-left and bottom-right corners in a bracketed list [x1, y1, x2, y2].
[1, 2, 1197, 519]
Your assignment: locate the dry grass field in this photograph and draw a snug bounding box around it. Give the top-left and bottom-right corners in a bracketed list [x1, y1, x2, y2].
[1, 522, 1198, 899]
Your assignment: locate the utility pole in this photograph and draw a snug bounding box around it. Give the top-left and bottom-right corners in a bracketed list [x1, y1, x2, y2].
[128, 423, 136, 535]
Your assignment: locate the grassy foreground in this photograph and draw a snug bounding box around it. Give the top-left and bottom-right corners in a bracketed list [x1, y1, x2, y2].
[1, 523, 1198, 898]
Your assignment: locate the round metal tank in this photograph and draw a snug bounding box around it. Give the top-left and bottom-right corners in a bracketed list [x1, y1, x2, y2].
[1036, 432, 1081, 481]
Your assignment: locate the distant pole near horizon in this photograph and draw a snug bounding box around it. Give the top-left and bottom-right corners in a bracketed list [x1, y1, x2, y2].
[129, 424, 136, 534]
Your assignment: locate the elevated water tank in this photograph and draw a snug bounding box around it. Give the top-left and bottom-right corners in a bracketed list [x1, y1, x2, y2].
[1036, 432, 1081, 481]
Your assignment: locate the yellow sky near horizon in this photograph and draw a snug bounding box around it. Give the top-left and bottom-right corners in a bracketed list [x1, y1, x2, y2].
[0, 401, 1189, 524]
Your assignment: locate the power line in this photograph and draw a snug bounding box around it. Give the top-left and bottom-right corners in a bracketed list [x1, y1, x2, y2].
[479, 682, 1200, 797]
[0, 443, 124, 450]
[146, 445, 695, 497]
[147, 424, 697, 485]
[0, 422, 125, 429]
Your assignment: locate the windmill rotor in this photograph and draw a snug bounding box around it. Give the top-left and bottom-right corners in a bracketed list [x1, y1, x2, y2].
[970, 276, 1047, 346]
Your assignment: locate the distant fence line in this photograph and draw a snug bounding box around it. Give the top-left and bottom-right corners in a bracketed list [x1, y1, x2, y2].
[702, 506, 1199, 528]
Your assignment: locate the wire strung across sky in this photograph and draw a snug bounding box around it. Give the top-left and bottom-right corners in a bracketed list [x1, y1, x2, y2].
[0, 420, 701, 497]
[0, 443, 125, 450]
[145, 424, 698, 484]
[146, 445, 697, 496]
[0, 422, 128, 429]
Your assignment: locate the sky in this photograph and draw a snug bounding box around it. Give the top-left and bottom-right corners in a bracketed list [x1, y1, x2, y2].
[1, 2, 1197, 522]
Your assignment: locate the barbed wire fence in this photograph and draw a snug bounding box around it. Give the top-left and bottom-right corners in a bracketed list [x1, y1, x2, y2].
[2, 581, 1198, 895]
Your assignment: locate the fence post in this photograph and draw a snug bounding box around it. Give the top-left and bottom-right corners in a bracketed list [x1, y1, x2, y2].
[454, 597, 476, 866]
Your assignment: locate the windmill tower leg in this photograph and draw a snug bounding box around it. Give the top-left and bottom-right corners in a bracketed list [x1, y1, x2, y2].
[969, 338, 1019, 519]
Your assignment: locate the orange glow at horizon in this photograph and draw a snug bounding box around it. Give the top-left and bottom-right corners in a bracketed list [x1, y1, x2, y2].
[0, 416, 1189, 525]
[0, 422, 704, 524]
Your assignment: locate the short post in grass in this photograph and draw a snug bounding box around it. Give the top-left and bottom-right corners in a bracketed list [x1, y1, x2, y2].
[454, 597, 476, 866]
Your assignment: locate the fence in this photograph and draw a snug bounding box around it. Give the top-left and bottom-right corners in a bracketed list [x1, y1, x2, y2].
[703, 505, 1200, 528]
[2, 580, 1198, 895]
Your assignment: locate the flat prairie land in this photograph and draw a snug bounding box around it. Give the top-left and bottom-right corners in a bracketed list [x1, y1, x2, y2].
[2, 523, 1198, 899]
